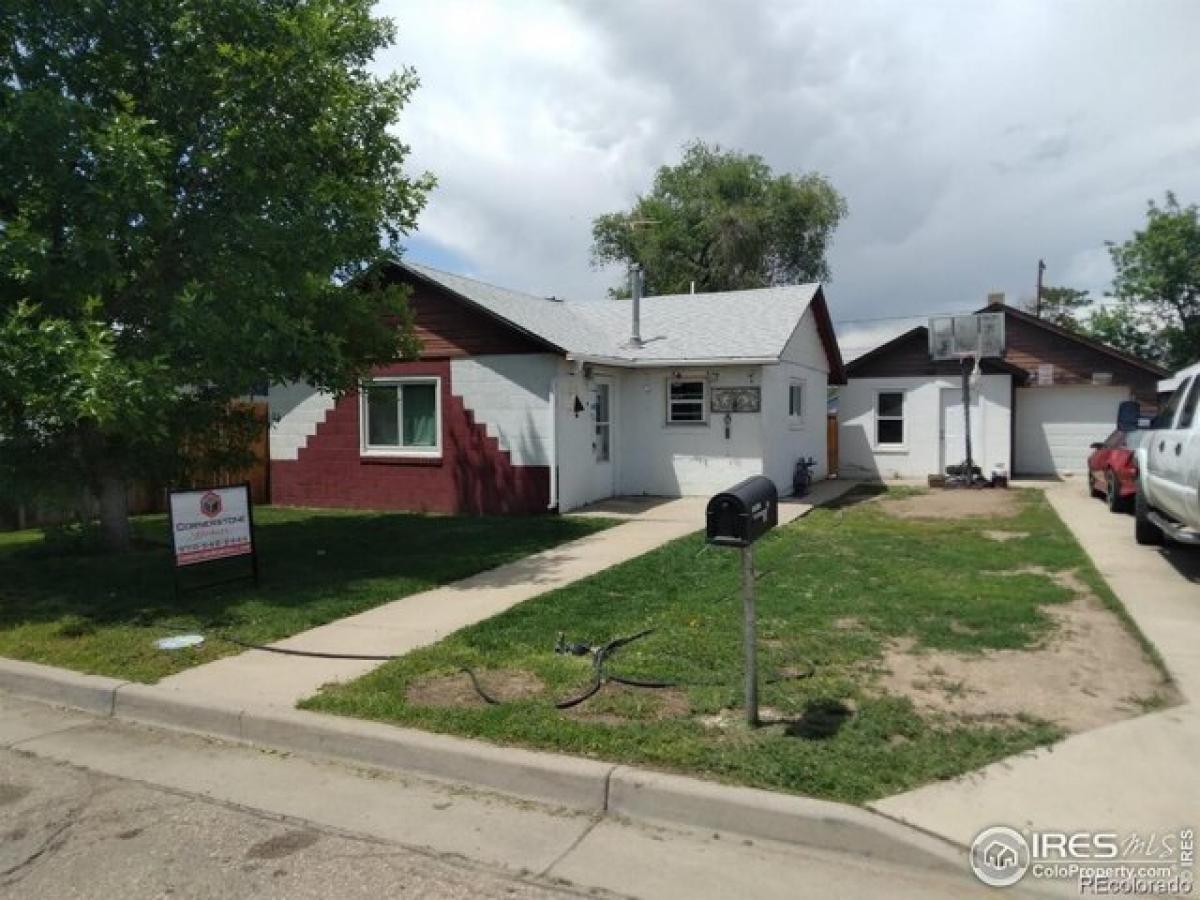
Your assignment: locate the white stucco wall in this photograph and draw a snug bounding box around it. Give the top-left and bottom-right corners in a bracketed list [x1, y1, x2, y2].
[615, 366, 766, 497]
[838, 374, 1012, 480]
[554, 362, 624, 512]
[268, 382, 335, 461]
[450, 354, 558, 466]
[760, 309, 831, 492]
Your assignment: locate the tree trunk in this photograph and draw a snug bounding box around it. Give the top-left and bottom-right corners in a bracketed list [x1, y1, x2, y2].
[97, 473, 132, 552]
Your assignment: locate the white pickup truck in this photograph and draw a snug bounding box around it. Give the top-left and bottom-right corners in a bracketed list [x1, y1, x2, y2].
[1131, 368, 1200, 546]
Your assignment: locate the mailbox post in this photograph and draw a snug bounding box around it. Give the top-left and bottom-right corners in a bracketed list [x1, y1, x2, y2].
[706, 476, 779, 727]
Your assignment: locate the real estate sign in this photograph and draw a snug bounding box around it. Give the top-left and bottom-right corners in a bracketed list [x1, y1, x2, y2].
[168, 484, 255, 568]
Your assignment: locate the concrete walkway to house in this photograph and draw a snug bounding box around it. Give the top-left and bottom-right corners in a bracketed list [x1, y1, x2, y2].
[872, 479, 1200, 843]
[158, 480, 856, 710]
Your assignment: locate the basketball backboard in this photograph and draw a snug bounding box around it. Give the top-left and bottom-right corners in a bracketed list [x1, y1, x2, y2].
[929, 312, 1005, 360]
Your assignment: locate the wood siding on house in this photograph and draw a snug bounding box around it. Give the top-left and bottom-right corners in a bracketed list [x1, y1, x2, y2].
[1001, 313, 1160, 401]
[398, 273, 552, 359]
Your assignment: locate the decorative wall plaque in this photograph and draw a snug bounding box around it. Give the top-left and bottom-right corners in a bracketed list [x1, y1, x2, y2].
[710, 387, 761, 413]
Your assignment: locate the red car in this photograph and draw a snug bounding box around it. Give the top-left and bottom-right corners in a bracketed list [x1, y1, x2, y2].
[1087, 429, 1138, 512]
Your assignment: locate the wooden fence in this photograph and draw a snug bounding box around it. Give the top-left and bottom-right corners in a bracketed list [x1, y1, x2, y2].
[0, 403, 269, 532]
[827, 413, 839, 475]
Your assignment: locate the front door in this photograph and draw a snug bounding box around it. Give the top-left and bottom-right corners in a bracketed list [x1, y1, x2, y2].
[940, 387, 982, 472]
[591, 377, 616, 500]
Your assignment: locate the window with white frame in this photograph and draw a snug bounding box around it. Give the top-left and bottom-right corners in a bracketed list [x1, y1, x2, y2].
[788, 379, 805, 423]
[876, 391, 905, 445]
[361, 378, 441, 455]
[666, 379, 707, 424]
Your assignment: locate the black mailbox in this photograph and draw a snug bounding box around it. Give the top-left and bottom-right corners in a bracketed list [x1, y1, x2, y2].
[706, 476, 779, 548]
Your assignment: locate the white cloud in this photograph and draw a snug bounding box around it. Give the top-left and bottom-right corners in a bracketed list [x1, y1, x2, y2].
[376, 0, 1200, 339]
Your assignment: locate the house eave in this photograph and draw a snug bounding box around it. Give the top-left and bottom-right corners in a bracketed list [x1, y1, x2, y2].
[564, 354, 781, 368]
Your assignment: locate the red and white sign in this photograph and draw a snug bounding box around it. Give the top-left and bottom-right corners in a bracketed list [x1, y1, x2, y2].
[169, 484, 254, 567]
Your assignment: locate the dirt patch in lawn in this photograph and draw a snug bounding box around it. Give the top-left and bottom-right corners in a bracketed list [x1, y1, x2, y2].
[406, 669, 545, 709]
[982, 529, 1029, 542]
[878, 568, 1173, 732]
[567, 684, 691, 725]
[882, 489, 1021, 520]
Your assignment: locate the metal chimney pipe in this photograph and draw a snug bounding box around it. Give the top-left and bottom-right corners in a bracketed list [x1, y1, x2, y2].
[629, 264, 643, 346]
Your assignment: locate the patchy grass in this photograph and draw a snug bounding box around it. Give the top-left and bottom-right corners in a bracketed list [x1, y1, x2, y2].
[304, 488, 1161, 804]
[0, 508, 612, 683]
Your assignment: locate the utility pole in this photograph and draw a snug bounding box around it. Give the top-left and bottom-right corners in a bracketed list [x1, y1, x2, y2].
[1035, 259, 1046, 318]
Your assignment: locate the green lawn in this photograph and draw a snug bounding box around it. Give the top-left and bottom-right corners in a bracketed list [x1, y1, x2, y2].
[0, 508, 612, 683]
[304, 487, 1153, 804]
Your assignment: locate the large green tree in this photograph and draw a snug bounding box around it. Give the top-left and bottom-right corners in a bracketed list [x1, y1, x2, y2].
[591, 141, 846, 296]
[0, 1, 431, 549]
[1107, 192, 1200, 369]
[1080, 303, 1166, 364]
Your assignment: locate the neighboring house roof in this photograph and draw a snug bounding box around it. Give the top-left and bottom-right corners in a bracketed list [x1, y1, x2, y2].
[395, 261, 846, 382]
[846, 304, 1168, 388]
[845, 325, 1030, 381]
[977, 301, 1170, 379]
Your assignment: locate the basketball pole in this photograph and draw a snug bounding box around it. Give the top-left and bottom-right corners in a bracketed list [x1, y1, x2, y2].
[961, 355, 974, 482]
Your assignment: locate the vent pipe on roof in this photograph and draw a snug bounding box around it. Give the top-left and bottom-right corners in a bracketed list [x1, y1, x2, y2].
[629, 264, 644, 347]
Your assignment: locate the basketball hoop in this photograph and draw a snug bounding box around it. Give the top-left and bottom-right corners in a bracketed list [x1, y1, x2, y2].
[931, 313, 1006, 488]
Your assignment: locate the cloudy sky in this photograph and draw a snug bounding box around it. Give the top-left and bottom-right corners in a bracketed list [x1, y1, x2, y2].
[375, 1, 1200, 357]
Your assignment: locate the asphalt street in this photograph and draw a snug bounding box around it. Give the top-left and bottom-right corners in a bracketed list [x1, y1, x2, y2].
[0, 745, 581, 900]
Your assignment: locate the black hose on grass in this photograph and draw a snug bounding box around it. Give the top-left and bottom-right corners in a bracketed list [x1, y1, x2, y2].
[461, 628, 816, 709]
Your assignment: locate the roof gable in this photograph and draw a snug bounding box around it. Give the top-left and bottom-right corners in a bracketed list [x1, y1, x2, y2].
[978, 303, 1169, 378]
[392, 260, 841, 371]
[846, 326, 1028, 381]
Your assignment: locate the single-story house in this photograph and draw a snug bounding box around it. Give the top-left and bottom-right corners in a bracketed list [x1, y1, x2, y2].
[269, 261, 845, 515]
[838, 299, 1168, 479]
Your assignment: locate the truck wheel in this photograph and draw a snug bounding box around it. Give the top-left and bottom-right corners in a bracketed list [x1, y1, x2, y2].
[1088, 471, 1103, 499]
[1135, 489, 1163, 545]
[1106, 472, 1129, 513]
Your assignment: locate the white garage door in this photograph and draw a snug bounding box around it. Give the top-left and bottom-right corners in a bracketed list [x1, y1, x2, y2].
[1014, 385, 1130, 474]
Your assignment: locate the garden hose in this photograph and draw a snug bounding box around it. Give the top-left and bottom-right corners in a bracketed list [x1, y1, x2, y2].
[461, 627, 816, 709]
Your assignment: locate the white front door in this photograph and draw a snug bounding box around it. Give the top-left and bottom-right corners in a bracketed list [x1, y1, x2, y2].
[940, 388, 982, 472]
[590, 377, 616, 500]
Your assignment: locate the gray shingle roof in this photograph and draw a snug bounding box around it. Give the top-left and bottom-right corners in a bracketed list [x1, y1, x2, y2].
[402, 261, 821, 364]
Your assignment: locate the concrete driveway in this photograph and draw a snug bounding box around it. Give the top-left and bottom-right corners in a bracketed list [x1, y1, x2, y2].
[872, 480, 1200, 847]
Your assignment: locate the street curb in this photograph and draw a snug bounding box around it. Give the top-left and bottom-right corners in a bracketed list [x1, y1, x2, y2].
[237, 706, 613, 812]
[608, 766, 963, 873]
[0, 657, 966, 874]
[0, 657, 126, 717]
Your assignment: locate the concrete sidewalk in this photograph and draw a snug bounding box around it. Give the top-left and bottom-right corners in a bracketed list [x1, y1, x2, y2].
[159, 480, 855, 709]
[871, 481, 1200, 843]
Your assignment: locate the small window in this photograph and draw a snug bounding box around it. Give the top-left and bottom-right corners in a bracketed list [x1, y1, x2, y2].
[594, 382, 611, 462]
[788, 380, 804, 421]
[1156, 378, 1189, 429]
[1179, 377, 1200, 430]
[876, 391, 905, 445]
[667, 380, 707, 424]
[361, 378, 441, 455]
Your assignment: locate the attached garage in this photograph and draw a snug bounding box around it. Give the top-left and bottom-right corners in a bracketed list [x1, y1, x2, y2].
[1014, 385, 1131, 475]
[841, 301, 1166, 482]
